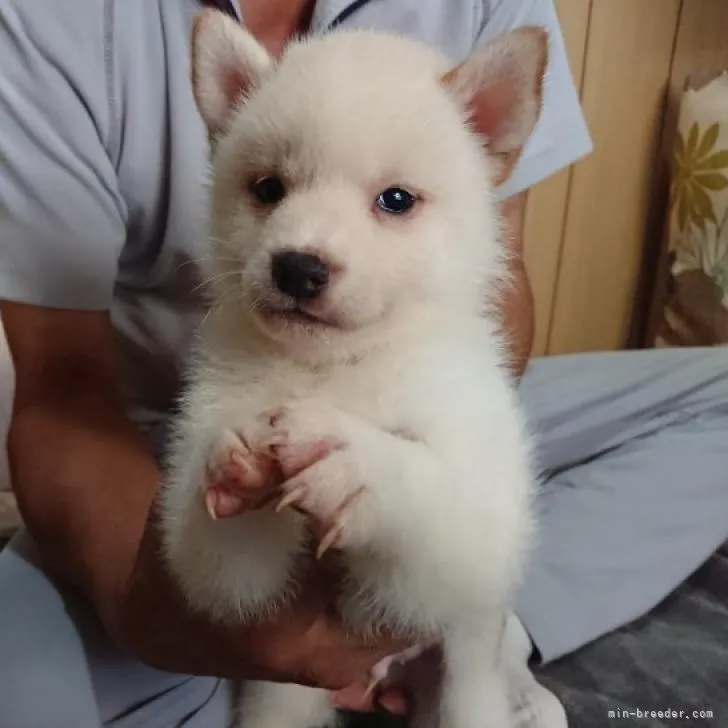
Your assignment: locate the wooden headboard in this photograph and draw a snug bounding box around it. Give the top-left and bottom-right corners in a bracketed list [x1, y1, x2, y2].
[523, 0, 728, 356]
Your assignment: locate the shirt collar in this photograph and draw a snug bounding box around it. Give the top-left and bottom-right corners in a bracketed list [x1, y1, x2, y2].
[311, 0, 365, 31]
[202, 0, 371, 32]
[202, 0, 240, 19]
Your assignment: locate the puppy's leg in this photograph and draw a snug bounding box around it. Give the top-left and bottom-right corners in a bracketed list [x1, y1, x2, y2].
[238, 681, 337, 728]
[436, 614, 510, 728]
[160, 414, 304, 622]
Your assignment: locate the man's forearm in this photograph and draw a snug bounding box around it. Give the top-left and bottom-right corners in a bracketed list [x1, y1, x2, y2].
[498, 260, 535, 378]
[8, 369, 159, 618]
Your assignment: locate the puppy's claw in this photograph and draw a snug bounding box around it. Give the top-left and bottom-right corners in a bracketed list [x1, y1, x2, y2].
[229, 450, 250, 472]
[204, 489, 219, 521]
[276, 486, 305, 512]
[203, 485, 248, 520]
[316, 525, 341, 559]
[266, 434, 287, 448]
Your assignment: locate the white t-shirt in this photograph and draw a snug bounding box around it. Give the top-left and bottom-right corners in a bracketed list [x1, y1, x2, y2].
[0, 0, 592, 440]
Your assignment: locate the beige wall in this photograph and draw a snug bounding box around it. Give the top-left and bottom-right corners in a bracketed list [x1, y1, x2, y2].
[524, 0, 728, 356]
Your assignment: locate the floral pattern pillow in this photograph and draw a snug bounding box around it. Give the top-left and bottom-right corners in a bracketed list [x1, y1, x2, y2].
[656, 71, 728, 347]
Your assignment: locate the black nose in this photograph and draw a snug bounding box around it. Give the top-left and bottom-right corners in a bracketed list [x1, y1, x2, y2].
[271, 251, 330, 300]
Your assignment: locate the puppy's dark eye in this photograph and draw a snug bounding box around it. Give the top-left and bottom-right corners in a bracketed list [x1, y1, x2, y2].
[250, 176, 286, 206]
[375, 187, 417, 215]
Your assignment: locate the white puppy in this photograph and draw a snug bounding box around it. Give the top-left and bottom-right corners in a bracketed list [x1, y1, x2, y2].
[160, 10, 547, 728]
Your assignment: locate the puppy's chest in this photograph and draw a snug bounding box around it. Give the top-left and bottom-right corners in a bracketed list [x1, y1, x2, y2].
[249, 359, 420, 431]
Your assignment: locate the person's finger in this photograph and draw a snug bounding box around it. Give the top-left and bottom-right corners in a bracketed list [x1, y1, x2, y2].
[377, 688, 409, 715]
[331, 683, 376, 712]
[331, 683, 409, 714]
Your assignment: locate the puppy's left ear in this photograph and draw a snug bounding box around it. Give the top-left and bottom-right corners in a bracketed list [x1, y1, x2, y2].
[191, 9, 274, 138]
[442, 27, 548, 186]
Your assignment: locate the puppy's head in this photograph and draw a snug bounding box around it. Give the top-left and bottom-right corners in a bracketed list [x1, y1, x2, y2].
[191, 11, 547, 354]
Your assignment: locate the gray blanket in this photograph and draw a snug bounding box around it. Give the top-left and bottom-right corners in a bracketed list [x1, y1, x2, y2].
[348, 544, 728, 728]
[539, 542, 728, 727]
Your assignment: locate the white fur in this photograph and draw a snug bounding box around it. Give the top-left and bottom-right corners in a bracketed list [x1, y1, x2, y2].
[160, 11, 546, 728]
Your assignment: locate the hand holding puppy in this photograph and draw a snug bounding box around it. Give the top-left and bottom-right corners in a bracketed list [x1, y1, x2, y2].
[114, 498, 411, 704]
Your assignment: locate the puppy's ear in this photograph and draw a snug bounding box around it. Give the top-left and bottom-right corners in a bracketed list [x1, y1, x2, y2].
[191, 10, 274, 137]
[442, 27, 548, 186]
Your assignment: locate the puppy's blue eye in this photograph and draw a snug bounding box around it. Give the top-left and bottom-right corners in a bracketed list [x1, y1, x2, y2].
[250, 176, 286, 205]
[376, 187, 416, 215]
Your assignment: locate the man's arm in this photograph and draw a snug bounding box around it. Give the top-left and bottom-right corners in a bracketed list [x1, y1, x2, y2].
[3, 302, 159, 617]
[477, 0, 593, 378]
[495, 191, 534, 379]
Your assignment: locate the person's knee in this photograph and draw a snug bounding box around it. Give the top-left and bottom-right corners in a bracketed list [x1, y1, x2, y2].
[0, 533, 232, 727]
[0, 533, 102, 728]
[0, 652, 101, 728]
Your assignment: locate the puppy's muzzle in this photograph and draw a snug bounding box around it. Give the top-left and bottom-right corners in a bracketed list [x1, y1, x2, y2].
[271, 250, 330, 301]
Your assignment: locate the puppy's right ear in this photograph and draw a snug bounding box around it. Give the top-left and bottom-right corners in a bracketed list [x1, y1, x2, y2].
[191, 10, 273, 137]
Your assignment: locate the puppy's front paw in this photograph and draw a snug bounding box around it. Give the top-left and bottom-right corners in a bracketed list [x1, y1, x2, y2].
[248, 403, 346, 477]
[278, 463, 367, 559]
[249, 402, 377, 557]
[203, 429, 281, 519]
